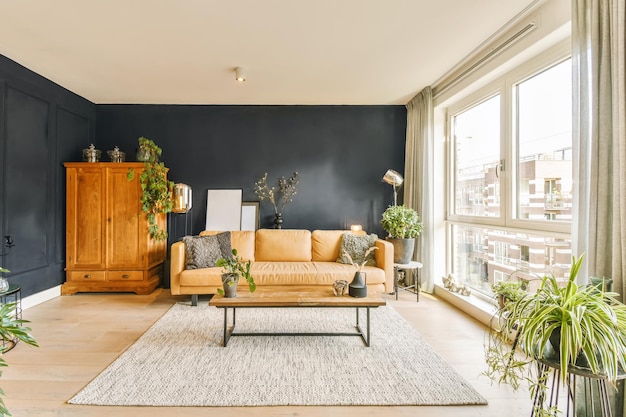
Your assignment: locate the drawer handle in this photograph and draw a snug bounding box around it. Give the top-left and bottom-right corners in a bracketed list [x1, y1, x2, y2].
[83, 274, 91, 279]
[122, 274, 130, 279]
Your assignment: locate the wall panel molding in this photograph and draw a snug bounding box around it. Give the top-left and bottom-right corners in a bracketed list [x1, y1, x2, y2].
[0, 54, 96, 297]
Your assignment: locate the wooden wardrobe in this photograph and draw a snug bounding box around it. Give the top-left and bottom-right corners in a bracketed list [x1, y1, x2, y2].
[62, 162, 166, 295]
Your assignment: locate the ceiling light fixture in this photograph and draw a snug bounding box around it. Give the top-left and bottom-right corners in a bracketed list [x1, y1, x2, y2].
[235, 66, 246, 82]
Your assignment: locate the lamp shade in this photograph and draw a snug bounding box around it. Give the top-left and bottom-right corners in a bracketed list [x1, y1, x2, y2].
[172, 183, 192, 213]
[383, 169, 403, 186]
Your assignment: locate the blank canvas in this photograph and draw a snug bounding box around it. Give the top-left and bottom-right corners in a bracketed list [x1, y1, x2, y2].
[205, 189, 242, 231]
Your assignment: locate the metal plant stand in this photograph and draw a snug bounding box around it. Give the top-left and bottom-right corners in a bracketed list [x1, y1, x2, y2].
[532, 352, 626, 417]
[0, 284, 22, 352]
[393, 261, 423, 302]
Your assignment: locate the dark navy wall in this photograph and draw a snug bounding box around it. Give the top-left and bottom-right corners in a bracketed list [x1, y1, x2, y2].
[95, 105, 407, 240]
[0, 50, 406, 297]
[0, 55, 96, 297]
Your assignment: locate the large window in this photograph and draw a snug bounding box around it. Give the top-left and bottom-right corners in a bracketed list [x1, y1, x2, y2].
[447, 56, 572, 297]
[453, 95, 501, 218]
[515, 59, 573, 223]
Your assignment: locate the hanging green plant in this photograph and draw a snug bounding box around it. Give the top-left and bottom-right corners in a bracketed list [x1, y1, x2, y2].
[127, 137, 174, 241]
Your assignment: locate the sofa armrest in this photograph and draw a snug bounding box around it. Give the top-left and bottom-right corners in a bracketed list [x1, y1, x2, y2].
[375, 239, 394, 293]
[170, 241, 185, 295]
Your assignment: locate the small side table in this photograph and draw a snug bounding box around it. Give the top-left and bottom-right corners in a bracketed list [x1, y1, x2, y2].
[394, 261, 423, 302]
[0, 284, 21, 352]
[532, 350, 626, 417]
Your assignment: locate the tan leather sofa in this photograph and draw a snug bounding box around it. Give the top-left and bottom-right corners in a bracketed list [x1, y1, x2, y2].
[170, 229, 394, 305]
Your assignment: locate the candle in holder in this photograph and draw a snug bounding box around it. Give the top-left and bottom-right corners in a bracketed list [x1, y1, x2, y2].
[350, 225, 365, 235]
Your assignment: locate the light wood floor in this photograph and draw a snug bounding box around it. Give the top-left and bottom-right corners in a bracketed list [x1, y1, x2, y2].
[2, 288, 532, 417]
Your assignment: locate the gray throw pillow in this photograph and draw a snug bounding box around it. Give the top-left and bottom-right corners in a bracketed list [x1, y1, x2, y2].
[182, 232, 232, 270]
[337, 233, 378, 267]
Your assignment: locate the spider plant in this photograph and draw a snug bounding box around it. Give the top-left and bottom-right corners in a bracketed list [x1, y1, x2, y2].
[504, 255, 626, 382]
[491, 280, 526, 309]
[485, 255, 626, 415]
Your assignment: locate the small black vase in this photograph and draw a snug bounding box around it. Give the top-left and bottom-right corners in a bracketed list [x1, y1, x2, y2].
[274, 212, 283, 229]
[349, 272, 367, 298]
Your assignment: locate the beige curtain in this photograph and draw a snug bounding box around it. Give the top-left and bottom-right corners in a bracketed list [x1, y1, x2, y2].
[404, 87, 434, 292]
[573, 0, 626, 295]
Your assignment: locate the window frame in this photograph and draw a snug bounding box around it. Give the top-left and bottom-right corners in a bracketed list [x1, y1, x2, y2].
[446, 45, 572, 236]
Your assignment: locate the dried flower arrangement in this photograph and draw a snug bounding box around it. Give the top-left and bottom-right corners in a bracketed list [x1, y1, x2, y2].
[342, 247, 378, 273]
[254, 171, 299, 214]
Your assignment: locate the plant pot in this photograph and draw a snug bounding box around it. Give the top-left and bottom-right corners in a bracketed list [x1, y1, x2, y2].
[0, 278, 9, 293]
[222, 273, 239, 298]
[590, 276, 613, 292]
[136, 147, 153, 162]
[549, 327, 589, 368]
[497, 294, 506, 310]
[386, 238, 415, 264]
[349, 272, 367, 298]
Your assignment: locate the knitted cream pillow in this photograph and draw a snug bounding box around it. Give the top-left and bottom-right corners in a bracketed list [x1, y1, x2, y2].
[336, 232, 378, 267]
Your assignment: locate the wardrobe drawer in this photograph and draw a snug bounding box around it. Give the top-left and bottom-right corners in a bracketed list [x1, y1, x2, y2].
[68, 271, 106, 281]
[108, 271, 144, 281]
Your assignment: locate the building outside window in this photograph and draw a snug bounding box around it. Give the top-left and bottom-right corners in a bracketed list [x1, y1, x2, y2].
[446, 55, 573, 298]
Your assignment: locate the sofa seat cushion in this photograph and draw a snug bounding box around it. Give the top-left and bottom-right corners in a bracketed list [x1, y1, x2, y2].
[250, 262, 318, 285]
[313, 262, 386, 286]
[178, 261, 386, 289]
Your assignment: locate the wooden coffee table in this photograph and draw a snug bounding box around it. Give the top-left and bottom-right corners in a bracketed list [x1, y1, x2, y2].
[209, 286, 386, 347]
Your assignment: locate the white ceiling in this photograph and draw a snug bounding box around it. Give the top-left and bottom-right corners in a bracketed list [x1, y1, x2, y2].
[0, 0, 538, 105]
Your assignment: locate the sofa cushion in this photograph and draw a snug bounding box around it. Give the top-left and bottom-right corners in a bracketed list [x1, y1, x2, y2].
[313, 262, 386, 285]
[255, 229, 312, 262]
[200, 230, 256, 261]
[179, 262, 386, 288]
[337, 233, 378, 267]
[182, 232, 231, 269]
[250, 262, 318, 285]
[311, 230, 346, 261]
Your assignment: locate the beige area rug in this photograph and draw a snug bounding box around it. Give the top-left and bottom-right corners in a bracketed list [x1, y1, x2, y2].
[68, 302, 488, 407]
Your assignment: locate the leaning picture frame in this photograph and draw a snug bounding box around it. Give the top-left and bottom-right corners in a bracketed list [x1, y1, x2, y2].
[241, 201, 260, 231]
[205, 189, 243, 231]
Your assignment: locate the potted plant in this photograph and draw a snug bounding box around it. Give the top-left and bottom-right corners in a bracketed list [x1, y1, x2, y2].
[380, 205, 423, 264]
[127, 137, 174, 241]
[0, 267, 38, 416]
[491, 280, 526, 310]
[484, 255, 626, 415]
[216, 249, 256, 298]
[0, 267, 9, 293]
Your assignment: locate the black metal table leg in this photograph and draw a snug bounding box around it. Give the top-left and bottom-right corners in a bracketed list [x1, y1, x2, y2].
[222, 307, 228, 346]
[218, 305, 379, 347]
[366, 307, 371, 347]
[222, 307, 237, 347]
